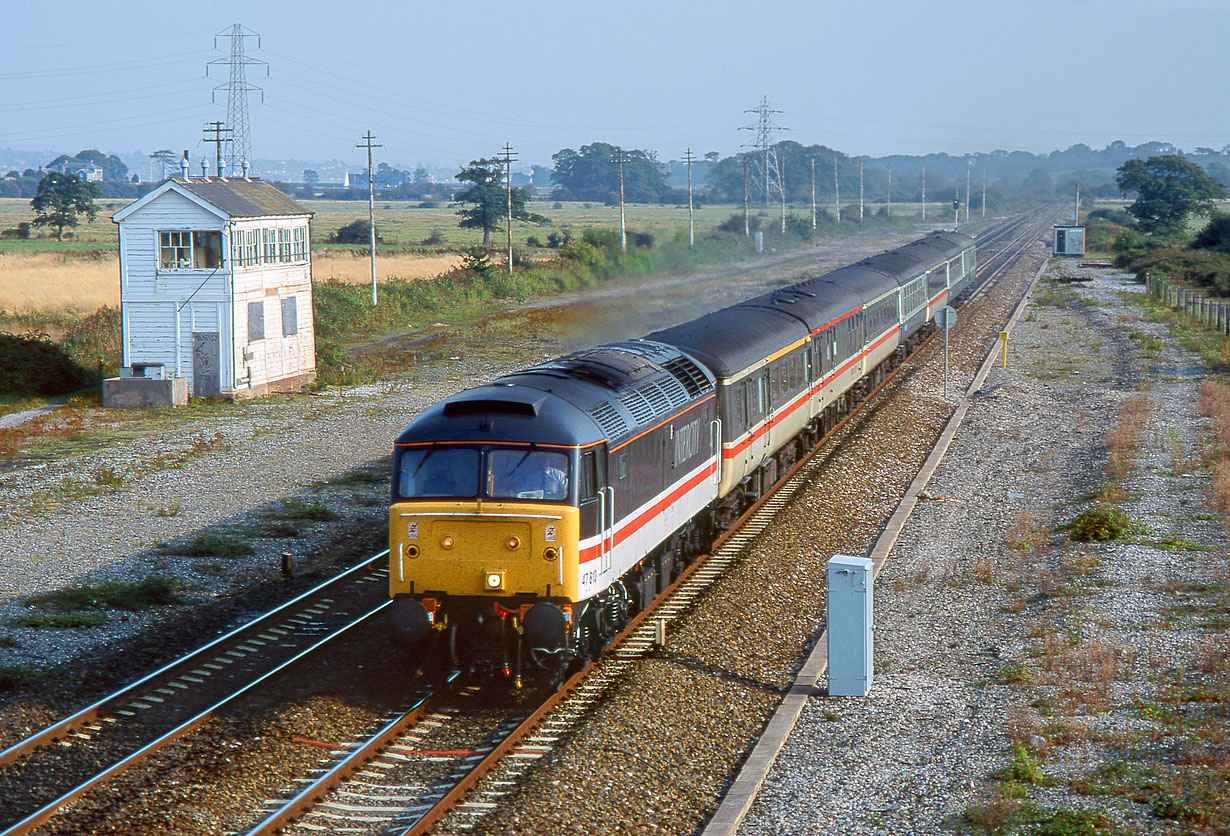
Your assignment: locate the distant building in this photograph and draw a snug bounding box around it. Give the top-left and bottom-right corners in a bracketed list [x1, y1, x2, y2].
[111, 175, 316, 399]
[57, 161, 103, 182]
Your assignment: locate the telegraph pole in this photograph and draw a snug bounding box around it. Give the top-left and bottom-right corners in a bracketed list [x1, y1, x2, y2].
[921, 164, 926, 221]
[887, 162, 892, 218]
[611, 148, 628, 251]
[779, 155, 787, 233]
[202, 121, 232, 177]
[357, 130, 382, 306]
[966, 160, 972, 223]
[498, 143, 517, 272]
[741, 156, 750, 237]
[954, 169, 960, 229]
[833, 156, 841, 222]
[810, 158, 816, 229]
[859, 159, 865, 220]
[982, 169, 986, 218]
[683, 148, 696, 248]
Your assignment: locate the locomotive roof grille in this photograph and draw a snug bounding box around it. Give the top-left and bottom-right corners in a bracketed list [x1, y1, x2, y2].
[589, 400, 628, 438]
[661, 356, 713, 399]
[618, 387, 656, 425]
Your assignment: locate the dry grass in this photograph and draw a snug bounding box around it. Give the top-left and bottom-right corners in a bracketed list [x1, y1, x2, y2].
[1106, 392, 1150, 481]
[0, 252, 118, 313]
[1006, 511, 1048, 558]
[311, 251, 462, 285]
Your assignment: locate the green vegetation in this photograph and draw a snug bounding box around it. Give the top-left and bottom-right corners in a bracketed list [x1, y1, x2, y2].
[272, 499, 338, 522]
[1116, 155, 1225, 235]
[1064, 506, 1135, 542]
[0, 665, 44, 689]
[30, 172, 100, 242]
[25, 576, 183, 611]
[8, 612, 107, 629]
[162, 532, 254, 557]
[455, 158, 547, 246]
[0, 332, 99, 398]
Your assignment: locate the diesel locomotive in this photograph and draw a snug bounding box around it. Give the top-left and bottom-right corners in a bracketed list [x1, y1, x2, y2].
[387, 231, 977, 686]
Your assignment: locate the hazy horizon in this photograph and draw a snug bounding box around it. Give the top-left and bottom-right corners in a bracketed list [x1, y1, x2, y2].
[4, 0, 1228, 174]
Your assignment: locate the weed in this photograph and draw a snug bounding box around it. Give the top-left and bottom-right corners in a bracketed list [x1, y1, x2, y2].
[1106, 393, 1149, 481]
[91, 464, 124, 488]
[1007, 511, 1048, 557]
[996, 664, 1033, 685]
[1064, 506, 1135, 542]
[0, 665, 43, 689]
[163, 532, 253, 557]
[0, 635, 15, 648]
[26, 576, 184, 611]
[8, 612, 106, 628]
[273, 500, 338, 522]
[997, 741, 1042, 783]
[247, 520, 300, 539]
[154, 503, 183, 517]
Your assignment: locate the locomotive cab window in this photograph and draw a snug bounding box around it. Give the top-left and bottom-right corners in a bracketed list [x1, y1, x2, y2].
[398, 447, 480, 498]
[579, 451, 599, 500]
[488, 449, 569, 501]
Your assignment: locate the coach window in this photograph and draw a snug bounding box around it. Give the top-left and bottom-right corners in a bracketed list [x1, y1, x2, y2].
[757, 375, 767, 413]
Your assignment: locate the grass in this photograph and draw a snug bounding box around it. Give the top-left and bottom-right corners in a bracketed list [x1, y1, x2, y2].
[8, 612, 107, 628]
[25, 576, 184, 612]
[0, 664, 44, 689]
[161, 532, 253, 557]
[1105, 393, 1149, 482]
[272, 499, 338, 522]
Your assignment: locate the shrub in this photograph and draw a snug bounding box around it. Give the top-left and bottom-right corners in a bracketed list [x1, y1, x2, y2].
[1192, 211, 1230, 253]
[328, 219, 382, 245]
[459, 245, 493, 276]
[420, 229, 444, 245]
[0, 332, 97, 397]
[1067, 506, 1133, 541]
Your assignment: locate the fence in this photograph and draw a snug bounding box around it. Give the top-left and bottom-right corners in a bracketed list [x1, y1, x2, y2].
[1146, 274, 1230, 334]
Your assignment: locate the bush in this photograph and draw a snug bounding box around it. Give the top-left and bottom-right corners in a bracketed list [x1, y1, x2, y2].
[26, 576, 184, 611]
[420, 229, 444, 245]
[0, 332, 97, 397]
[459, 245, 493, 276]
[1192, 212, 1230, 253]
[328, 219, 382, 245]
[1067, 506, 1134, 542]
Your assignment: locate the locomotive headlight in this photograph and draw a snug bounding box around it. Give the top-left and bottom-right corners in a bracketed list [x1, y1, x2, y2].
[506, 536, 521, 550]
[406, 544, 420, 558]
[543, 547, 559, 562]
[440, 535, 455, 550]
[485, 572, 504, 590]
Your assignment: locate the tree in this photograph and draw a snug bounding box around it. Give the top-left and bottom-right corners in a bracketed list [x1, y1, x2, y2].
[550, 143, 671, 203]
[1115, 155, 1226, 234]
[454, 158, 546, 246]
[302, 169, 320, 186]
[30, 172, 99, 241]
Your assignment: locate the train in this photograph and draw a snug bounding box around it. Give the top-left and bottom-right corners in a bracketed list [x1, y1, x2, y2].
[386, 231, 977, 687]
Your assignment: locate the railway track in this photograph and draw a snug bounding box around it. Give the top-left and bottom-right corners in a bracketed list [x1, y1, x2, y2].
[0, 558, 393, 835]
[0, 209, 1054, 835]
[241, 209, 1057, 836]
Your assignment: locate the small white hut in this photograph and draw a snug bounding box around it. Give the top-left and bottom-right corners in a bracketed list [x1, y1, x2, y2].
[111, 165, 316, 399]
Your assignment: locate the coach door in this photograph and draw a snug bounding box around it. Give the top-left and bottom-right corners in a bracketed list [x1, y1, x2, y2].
[578, 450, 614, 581]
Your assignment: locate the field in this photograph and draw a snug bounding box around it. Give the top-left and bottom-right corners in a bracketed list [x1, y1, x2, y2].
[0, 195, 940, 314]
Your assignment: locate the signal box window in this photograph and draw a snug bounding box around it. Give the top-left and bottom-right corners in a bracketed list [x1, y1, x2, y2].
[158, 231, 221, 269]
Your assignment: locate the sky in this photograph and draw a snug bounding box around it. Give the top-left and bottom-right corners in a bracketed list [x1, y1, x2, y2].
[2, 0, 1228, 175]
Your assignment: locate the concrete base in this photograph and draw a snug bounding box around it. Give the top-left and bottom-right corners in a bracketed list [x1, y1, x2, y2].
[230, 369, 317, 400]
[103, 376, 189, 409]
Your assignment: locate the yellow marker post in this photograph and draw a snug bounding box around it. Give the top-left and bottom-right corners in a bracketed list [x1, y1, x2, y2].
[999, 331, 1009, 367]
